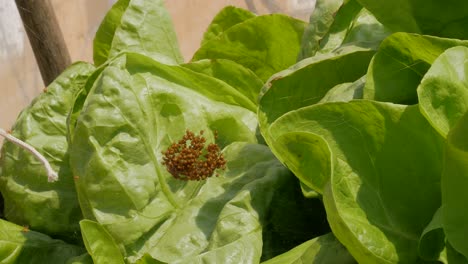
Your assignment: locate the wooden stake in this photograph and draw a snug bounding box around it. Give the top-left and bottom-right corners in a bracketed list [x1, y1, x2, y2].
[15, 0, 71, 86]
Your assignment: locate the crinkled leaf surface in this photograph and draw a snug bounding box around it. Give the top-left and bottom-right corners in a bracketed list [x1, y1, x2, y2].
[0, 62, 95, 239]
[131, 143, 322, 263]
[418, 46, 468, 138]
[72, 128, 314, 263]
[364, 33, 468, 104]
[266, 101, 443, 263]
[442, 111, 468, 260]
[261, 233, 356, 264]
[70, 51, 257, 221]
[356, 0, 468, 39]
[69, 53, 325, 262]
[300, 0, 390, 59]
[94, 0, 183, 66]
[201, 6, 255, 45]
[67, 63, 108, 144]
[258, 48, 374, 192]
[80, 220, 125, 264]
[192, 14, 307, 81]
[321, 4, 390, 53]
[298, 0, 344, 59]
[182, 59, 263, 106]
[0, 219, 85, 264]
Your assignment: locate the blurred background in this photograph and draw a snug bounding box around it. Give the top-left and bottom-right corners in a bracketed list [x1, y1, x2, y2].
[0, 0, 315, 131]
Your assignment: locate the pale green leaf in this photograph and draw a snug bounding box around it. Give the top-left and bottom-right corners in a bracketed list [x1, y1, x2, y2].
[94, 0, 183, 65]
[0, 62, 95, 239]
[418, 46, 468, 137]
[201, 6, 255, 45]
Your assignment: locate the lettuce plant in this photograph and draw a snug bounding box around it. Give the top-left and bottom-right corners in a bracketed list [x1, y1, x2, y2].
[1, 0, 468, 263]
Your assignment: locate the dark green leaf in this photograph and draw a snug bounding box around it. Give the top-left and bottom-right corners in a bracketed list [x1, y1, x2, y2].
[364, 33, 468, 104]
[261, 179, 330, 261]
[446, 242, 468, 264]
[418, 207, 445, 261]
[356, 0, 468, 39]
[0, 219, 85, 264]
[442, 111, 468, 260]
[66, 253, 94, 264]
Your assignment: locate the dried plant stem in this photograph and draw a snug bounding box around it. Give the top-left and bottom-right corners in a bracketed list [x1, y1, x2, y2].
[0, 128, 58, 182]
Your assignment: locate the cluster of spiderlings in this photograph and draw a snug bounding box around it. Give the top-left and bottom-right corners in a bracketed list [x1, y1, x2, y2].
[162, 130, 226, 181]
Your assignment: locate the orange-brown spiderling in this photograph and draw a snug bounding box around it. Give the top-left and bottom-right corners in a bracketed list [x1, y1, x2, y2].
[162, 130, 226, 181]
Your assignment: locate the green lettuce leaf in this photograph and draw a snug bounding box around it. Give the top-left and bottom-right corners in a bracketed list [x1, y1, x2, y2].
[356, 0, 468, 39]
[319, 76, 366, 103]
[258, 48, 374, 192]
[69, 52, 328, 262]
[66, 254, 93, 264]
[192, 14, 307, 81]
[261, 233, 355, 264]
[259, 47, 374, 131]
[93, 0, 183, 66]
[418, 46, 468, 137]
[93, 0, 130, 66]
[364, 33, 468, 104]
[0, 62, 95, 240]
[0, 219, 85, 264]
[130, 143, 319, 263]
[261, 177, 330, 261]
[418, 207, 445, 261]
[442, 111, 468, 260]
[70, 51, 257, 218]
[321, 102, 443, 263]
[134, 254, 163, 264]
[266, 100, 443, 263]
[446, 242, 468, 264]
[80, 220, 125, 264]
[298, 0, 344, 59]
[300, 0, 391, 60]
[182, 59, 263, 106]
[201, 6, 255, 45]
